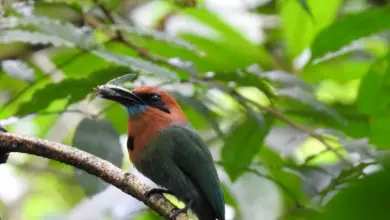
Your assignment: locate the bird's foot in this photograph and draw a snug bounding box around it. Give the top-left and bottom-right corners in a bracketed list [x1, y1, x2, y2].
[170, 200, 193, 220]
[144, 188, 174, 199]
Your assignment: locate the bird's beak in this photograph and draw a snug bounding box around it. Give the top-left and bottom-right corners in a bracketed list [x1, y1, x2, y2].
[94, 84, 144, 106]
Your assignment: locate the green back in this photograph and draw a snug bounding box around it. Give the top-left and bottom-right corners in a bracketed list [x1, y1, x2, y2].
[149, 124, 225, 219]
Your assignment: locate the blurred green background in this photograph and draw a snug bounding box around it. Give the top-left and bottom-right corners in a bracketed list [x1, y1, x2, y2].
[0, 0, 390, 219]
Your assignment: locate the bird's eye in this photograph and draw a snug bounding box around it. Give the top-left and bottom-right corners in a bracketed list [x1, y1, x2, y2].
[150, 94, 161, 104]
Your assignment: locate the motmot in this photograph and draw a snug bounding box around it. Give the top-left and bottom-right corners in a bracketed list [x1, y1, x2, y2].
[95, 84, 225, 220]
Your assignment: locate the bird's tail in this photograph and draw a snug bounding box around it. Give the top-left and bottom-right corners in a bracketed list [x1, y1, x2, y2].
[191, 196, 224, 220]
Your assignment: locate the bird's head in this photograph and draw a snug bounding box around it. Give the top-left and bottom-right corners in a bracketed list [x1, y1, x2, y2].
[95, 84, 187, 124]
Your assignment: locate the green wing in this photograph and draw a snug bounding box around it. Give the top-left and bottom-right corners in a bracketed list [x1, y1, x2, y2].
[164, 125, 225, 219]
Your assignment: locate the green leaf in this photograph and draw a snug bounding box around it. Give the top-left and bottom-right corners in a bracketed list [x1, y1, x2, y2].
[302, 59, 373, 83]
[220, 183, 240, 213]
[244, 64, 311, 92]
[50, 49, 112, 78]
[281, 208, 321, 220]
[369, 116, 390, 149]
[280, 0, 342, 60]
[129, 35, 218, 73]
[253, 0, 277, 14]
[51, 41, 137, 78]
[258, 147, 285, 168]
[211, 70, 274, 98]
[0, 66, 53, 118]
[92, 50, 179, 81]
[222, 115, 273, 181]
[16, 66, 132, 116]
[316, 164, 390, 220]
[285, 104, 371, 139]
[182, 8, 253, 48]
[72, 118, 123, 196]
[0, 42, 30, 60]
[4, 15, 96, 48]
[1, 59, 35, 82]
[276, 86, 346, 124]
[0, 30, 75, 47]
[116, 25, 198, 52]
[311, 6, 390, 61]
[181, 34, 261, 71]
[104, 104, 128, 134]
[318, 163, 369, 199]
[33, 2, 83, 23]
[128, 31, 269, 74]
[259, 70, 312, 91]
[172, 92, 224, 139]
[259, 147, 308, 206]
[180, 8, 274, 70]
[357, 53, 390, 116]
[269, 169, 307, 206]
[296, 0, 314, 19]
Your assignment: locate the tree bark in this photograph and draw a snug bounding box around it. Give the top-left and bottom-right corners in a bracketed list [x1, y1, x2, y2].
[0, 131, 192, 220]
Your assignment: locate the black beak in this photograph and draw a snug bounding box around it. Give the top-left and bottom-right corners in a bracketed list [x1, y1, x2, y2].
[94, 84, 144, 106]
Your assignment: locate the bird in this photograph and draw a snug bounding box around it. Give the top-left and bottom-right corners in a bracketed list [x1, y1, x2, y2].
[95, 84, 225, 220]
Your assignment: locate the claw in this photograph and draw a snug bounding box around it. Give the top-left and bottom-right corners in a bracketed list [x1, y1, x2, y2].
[169, 200, 193, 220]
[144, 188, 174, 199]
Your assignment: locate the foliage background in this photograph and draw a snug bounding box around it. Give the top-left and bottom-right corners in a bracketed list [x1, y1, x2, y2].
[0, 0, 390, 219]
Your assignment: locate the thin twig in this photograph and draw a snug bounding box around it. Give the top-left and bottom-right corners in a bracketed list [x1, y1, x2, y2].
[303, 148, 335, 166]
[189, 78, 353, 166]
[92, 0, 164, 62]
[241, 96, 353, 166]
[0, 132, 192, 220]
[93, 0, 116, 24]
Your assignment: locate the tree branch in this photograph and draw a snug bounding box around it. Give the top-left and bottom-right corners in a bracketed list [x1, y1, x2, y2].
[92, 0, 164, 62]
[0, 132, 192, 220]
